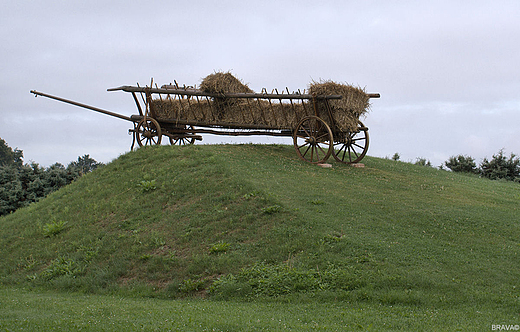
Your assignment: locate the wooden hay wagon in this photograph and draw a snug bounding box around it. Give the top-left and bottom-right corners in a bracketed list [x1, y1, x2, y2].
[31, 79, 379, 164]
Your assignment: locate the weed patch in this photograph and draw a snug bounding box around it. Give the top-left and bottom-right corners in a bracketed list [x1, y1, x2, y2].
[261, 205, 282, 214]
[209, 241, 231, 254]
[210, 262, 369, 300]
[138, 179, 156, 192]
[38, 257, 82, 280]
[42, 219, 68, 237]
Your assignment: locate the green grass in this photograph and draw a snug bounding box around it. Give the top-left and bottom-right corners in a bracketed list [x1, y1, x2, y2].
[0, 287, 511, 331]
[1, 144, 519, 329]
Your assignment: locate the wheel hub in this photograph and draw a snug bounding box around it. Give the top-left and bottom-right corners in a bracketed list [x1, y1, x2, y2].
[305, 136, 317, 146]
[143, 130, 153, 139]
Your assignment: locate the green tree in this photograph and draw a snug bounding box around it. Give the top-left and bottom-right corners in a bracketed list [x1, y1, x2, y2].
[0, 139, 104, 216]
[0, 138, 23, 166]
[67, 154, 102, 175]
[0, 163, 45, 215]
[445, 155, 478, 173]
[480, 149, 520, 182]
[414, 158, 432, 167]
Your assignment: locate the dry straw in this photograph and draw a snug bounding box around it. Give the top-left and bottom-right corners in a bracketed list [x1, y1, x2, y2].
[308, 80, 370, 132]
[152, 72, 369, 132]
[199, 71, 253, 94]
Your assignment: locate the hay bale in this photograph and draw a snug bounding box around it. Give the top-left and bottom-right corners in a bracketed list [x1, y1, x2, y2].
[199, 71, 253, 94]
[198, 71, 253, 120]
[308, 80, 370, 132]
[151, 75, 370, 132]
[152, 97, 212, 122]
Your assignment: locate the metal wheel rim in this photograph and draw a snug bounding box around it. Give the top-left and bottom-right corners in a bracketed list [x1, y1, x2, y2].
[333, 121, 369, 164]
[293, 116, 333, 164]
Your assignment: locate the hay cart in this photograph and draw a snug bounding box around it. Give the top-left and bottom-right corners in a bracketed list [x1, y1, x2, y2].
[30, 82, 379, 164]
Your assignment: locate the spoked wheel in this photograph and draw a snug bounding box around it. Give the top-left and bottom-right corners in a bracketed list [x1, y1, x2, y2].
[169, 125, 196, 145]
[293, 116, 334, 164]
[136, 118, 162, 147]
[333, 121, 369, 164]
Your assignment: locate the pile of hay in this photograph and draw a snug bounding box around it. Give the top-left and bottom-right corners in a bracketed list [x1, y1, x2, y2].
[198, 71, 254, 119]
[151, 73, 370, 132]
[199, 71, 253, 94]
[309, 80, 370, 132]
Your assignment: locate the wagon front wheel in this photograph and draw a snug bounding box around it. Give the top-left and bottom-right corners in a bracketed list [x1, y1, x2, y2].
[333, 121, 369, 164]
[293, 116, 333, 164]
[136, 118, 162, 146]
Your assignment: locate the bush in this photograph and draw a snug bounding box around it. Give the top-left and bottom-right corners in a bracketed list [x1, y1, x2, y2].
[0, 140, 104, 216]
[414, 158, 432, 167]
[209, 263, 365, 299]
[209, 241, 231, 254]
[42, 220, 68, 237]
[0, 138, 23, 167]
[480, 149, 520, 182]
[445, 155, 478, 173]
[138, 180, 157, 192]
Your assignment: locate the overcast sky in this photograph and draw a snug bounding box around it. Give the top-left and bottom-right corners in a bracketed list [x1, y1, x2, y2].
[2, 0, 519, 167]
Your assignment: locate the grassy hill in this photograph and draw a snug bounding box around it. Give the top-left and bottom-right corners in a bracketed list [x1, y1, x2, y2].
[1, 144, 518, 312]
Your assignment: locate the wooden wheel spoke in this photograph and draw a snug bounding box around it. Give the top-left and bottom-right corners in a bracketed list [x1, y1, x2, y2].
[316, 132, 330, 142]
[297, 141, 311, 150]
[351, 146, 359, 158]
[293, 116, 333, 164]
[316, 144, 328, 157]
[302, 126, 312, 138]
[300, 144, 312, 158]
[341, 146, 348, 161]
[136, 118, 162, 147]
[169, 125, 196, 146]
[332, 121, 368, 164]
[352, 142, 365, 150]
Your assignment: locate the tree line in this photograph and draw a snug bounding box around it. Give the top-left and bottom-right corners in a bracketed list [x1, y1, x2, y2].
[392, 149, 520, 183]
[0, 138, 103, 216]
[444, 150, 520, 182]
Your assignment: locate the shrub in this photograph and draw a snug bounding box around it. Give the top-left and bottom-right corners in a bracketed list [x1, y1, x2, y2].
[209, 241, 231, 254]
[138, 180, 157, 192]
[414, 158, 432, 167]
[0, 138, 23, 167]
[480, 149, 520, 182]
[262, 205, 282, 214]
[445, 155, 478, 173]
[42, 220, 68, 237]
[0, 139, 103, 216]
[38, 257, 81, 280]
[210, 263, 365, 299]
[179, 278, 206, 294]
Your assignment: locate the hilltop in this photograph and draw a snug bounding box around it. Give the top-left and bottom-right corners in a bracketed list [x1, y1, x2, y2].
[0, 144, 518, 311]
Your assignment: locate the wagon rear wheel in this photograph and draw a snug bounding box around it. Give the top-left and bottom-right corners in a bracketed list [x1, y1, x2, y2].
[169, 125, 196, 145]
[293, 116, 333, 164]
[136, 118, 162, 147]
[333, 121, 369, 164]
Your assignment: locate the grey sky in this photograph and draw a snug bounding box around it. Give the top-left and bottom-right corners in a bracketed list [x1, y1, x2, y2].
[2, 0, 519, 167]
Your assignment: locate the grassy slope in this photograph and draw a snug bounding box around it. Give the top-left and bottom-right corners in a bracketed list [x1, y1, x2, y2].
[1, 144, 519, 311]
